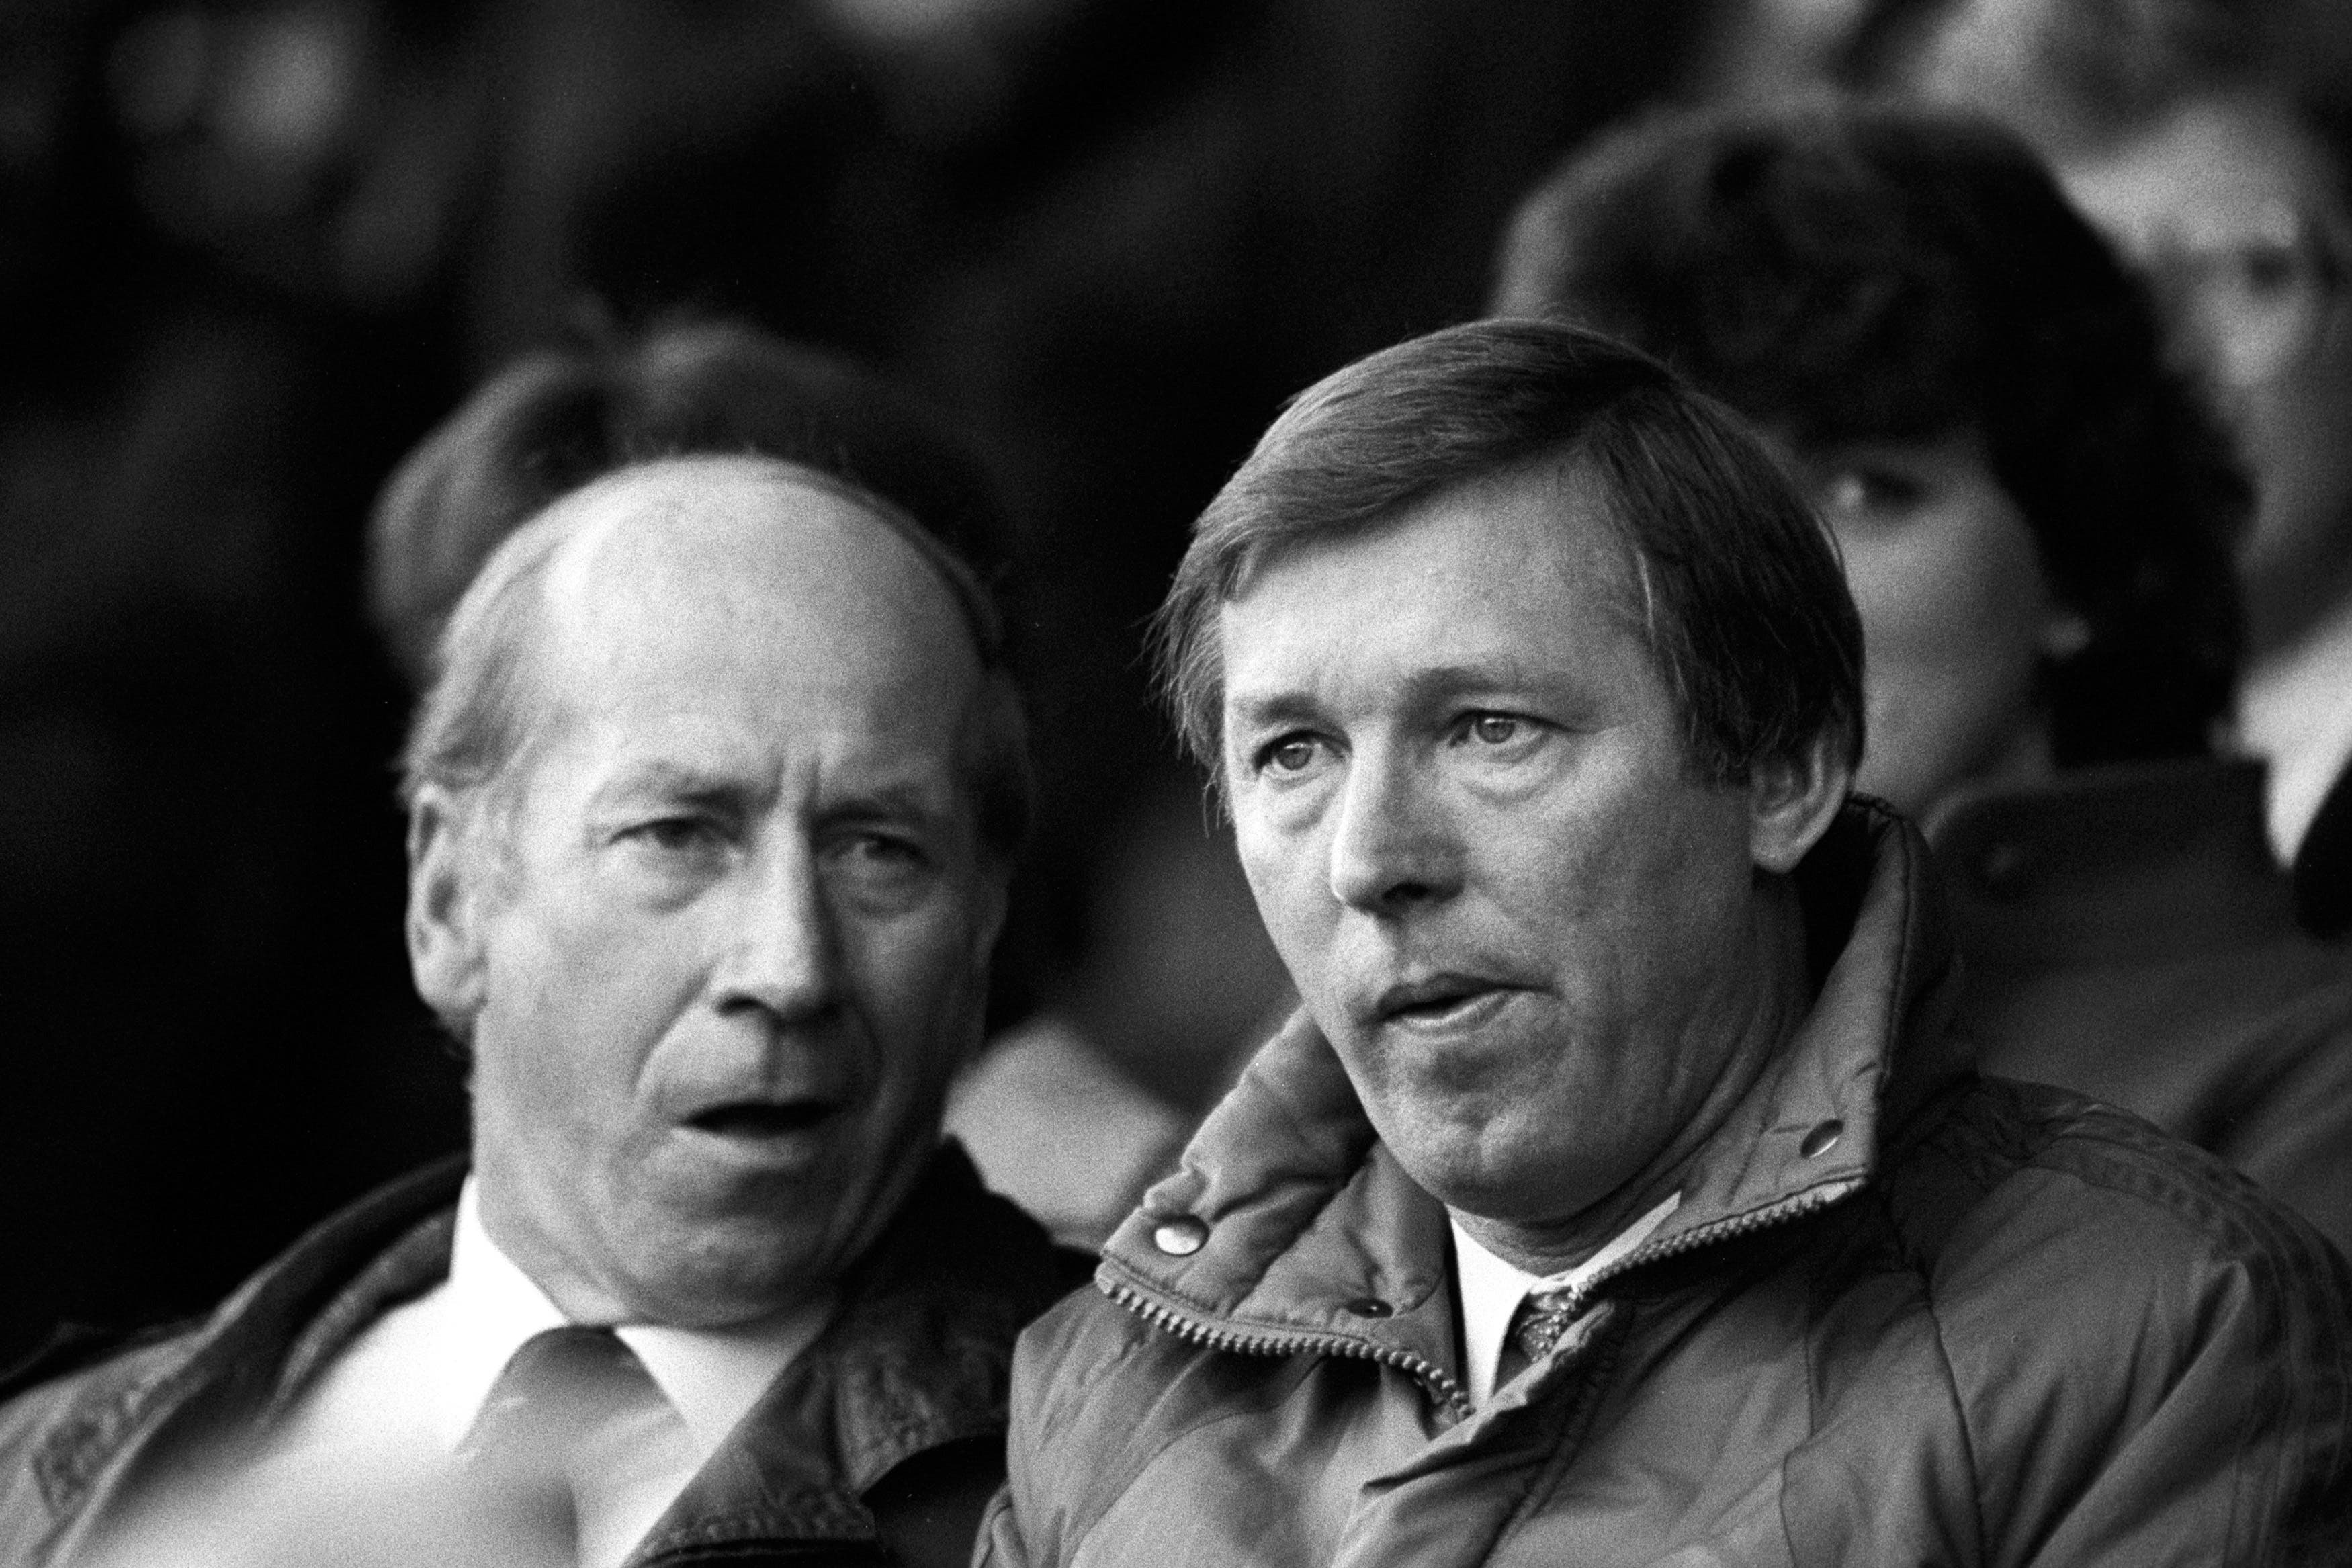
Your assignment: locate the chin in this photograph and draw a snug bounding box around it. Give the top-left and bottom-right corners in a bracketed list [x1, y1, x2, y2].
[622, 1226, 832, 1325]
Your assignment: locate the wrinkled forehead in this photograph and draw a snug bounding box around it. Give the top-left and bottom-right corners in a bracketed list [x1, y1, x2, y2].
[1229, 454, 1655, 642]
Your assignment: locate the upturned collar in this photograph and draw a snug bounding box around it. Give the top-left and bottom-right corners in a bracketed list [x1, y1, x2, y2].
[1094, 801, 1966, 1415]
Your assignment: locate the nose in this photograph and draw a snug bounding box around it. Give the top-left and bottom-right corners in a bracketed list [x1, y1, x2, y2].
[1325, 748, 1461, 914]
[715, 837, 840, 1024]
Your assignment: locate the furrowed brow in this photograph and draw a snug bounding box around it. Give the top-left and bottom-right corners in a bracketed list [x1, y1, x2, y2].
[592, 760, 758, 812]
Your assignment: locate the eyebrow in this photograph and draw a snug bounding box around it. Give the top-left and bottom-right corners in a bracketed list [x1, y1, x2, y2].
[1225, 661, 1561, 730]
[590, 759, 955, 824]
[589, 761, 758, 812]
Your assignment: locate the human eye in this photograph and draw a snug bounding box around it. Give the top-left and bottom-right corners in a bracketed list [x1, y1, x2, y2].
[617, 814, 726, 855]
[823, 825, 943, 908]
[1815, 466, 1925, 521]
[845, 829, 929, 869]
[1468, 713, 1518, 746]
[606, 810, 735, 896]
[1444, 709, 1549, 759]
[1250, 732, 1328, 778]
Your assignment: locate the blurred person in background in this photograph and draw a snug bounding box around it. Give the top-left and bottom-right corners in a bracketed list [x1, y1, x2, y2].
[1893, 0, 2352, 925]
[8, 0, 1737, 1350]
[1494, 100, 2352, 1254]
[0, 0, 468, 1373]
[0, 337, 1083, 1567]
[986, 318, 2352, 1567]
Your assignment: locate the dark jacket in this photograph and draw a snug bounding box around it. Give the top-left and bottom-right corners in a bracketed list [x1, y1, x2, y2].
[0, 1142, 1082, 1567]
[1933, 758, 2352, 1256]
[982, 805, 2352, 1567]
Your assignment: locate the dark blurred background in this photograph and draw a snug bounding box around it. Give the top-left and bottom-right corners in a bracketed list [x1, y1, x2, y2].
[0, 0, 1911, 1360]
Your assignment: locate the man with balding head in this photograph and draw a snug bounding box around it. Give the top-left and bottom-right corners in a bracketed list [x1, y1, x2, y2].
[0, 336, 1075, 1568]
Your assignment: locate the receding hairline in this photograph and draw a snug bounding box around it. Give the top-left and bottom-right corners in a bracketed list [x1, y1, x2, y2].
[529, 451, 1003, 657]
[404, 448, 1018, 819]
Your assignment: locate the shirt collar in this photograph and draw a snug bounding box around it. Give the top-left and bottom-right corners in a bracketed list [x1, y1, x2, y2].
[437, 1180, 833, 1458]
[1450, 1192, 1680, 1405]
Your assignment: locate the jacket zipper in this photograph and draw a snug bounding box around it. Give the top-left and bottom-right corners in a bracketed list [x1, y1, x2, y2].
[1098, 1277, 1475, 1420]
[1538, 1175, 1866, 1319]
[1100, 1173, 1864, 1418]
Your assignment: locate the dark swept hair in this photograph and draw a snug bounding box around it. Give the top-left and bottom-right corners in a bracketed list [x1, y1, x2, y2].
[1494, 101, 2249, 767]
[1151, 318, 1864, 791]
[376, 319, 1030, 863]
[369, 318, 1016, 688]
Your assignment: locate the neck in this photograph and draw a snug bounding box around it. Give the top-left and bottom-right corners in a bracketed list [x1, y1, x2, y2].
[1909, 713, 2057, 837]
[1452, 874, 1814, 1278]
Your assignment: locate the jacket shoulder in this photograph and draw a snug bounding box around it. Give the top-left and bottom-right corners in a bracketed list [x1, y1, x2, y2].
[997, 1279, 1280, 1567]
[1888, 1074, 2350, 1282]
[0, 1321, 206, 1559]
[1882, 1076, 2352, 1563]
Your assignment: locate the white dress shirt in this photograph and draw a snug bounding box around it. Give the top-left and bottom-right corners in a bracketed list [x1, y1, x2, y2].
[225, 1180, 834, 1567]
[2240, 600, 2352, 859]
[1450, 1192, 1680, 1405]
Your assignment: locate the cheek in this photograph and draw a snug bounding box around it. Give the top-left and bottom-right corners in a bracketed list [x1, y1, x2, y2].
[1845, 520, 2049, 697]
[838, 897, 992, 1075]
[1231, 807, 1327, 967]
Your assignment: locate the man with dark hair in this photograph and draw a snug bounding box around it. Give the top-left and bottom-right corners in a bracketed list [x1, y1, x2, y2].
[0, 329, 1079, 1567]
[1493, 99, 2352, 1256]
[983, 318, 2351, 1566]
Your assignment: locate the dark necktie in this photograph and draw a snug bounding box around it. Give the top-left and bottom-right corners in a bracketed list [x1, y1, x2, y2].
[1493, 1288, 1618, 1392]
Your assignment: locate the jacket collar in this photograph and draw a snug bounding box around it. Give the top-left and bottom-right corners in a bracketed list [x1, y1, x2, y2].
[33, 1145, 1064, 1565]
[629, 1140, 1071, 1561]
[1094, 801, 1966, 1407]
[1925, 756, 2298, 971]
[30, 1156, 466, 1557]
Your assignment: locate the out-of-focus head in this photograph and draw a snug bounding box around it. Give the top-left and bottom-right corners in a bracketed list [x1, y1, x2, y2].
[390, 343, 1028, 1328]
[369, 319, 1016, 688]
[1155, 318, 1858, 1232]
[1495, 101, 2247, 821]
[1903, 0, 2352, 649]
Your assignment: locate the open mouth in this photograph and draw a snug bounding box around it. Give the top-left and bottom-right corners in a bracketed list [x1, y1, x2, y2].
[1374, 975, 1517, 1028]
[687, 1101, 837, 1139]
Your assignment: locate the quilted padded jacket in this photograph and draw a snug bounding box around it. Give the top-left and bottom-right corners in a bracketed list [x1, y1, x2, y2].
[983, 804, 2352, 1567]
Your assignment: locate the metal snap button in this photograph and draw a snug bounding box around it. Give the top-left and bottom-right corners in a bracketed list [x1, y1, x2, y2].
[1152, 1216, 1209, 1256]
[1342, 1297, 1393, 1319]
[1800, 1119, 1845, 1158]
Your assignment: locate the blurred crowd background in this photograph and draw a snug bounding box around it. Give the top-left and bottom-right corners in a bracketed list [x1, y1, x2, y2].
[7, 0, 2351, 1364]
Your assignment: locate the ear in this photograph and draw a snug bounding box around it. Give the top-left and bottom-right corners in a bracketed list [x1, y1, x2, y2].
[1745, 732, 1853, 875]
[969, 865, 1012, 983]
[407, 786, 491, 1028]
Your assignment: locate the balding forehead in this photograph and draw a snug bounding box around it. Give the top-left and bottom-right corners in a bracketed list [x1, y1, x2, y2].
[534, 454, 996, 661]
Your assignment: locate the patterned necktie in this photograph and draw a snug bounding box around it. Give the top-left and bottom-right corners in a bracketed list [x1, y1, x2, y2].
[454, 1326, 695, 1568]
[1493, 1287, 1616, 1392]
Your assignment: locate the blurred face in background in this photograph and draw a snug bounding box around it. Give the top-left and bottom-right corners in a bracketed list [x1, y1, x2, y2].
[410, 458, 1010, 1328]
[2056, 93, 2352, 647]
[1787, 431, 2085, 821]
